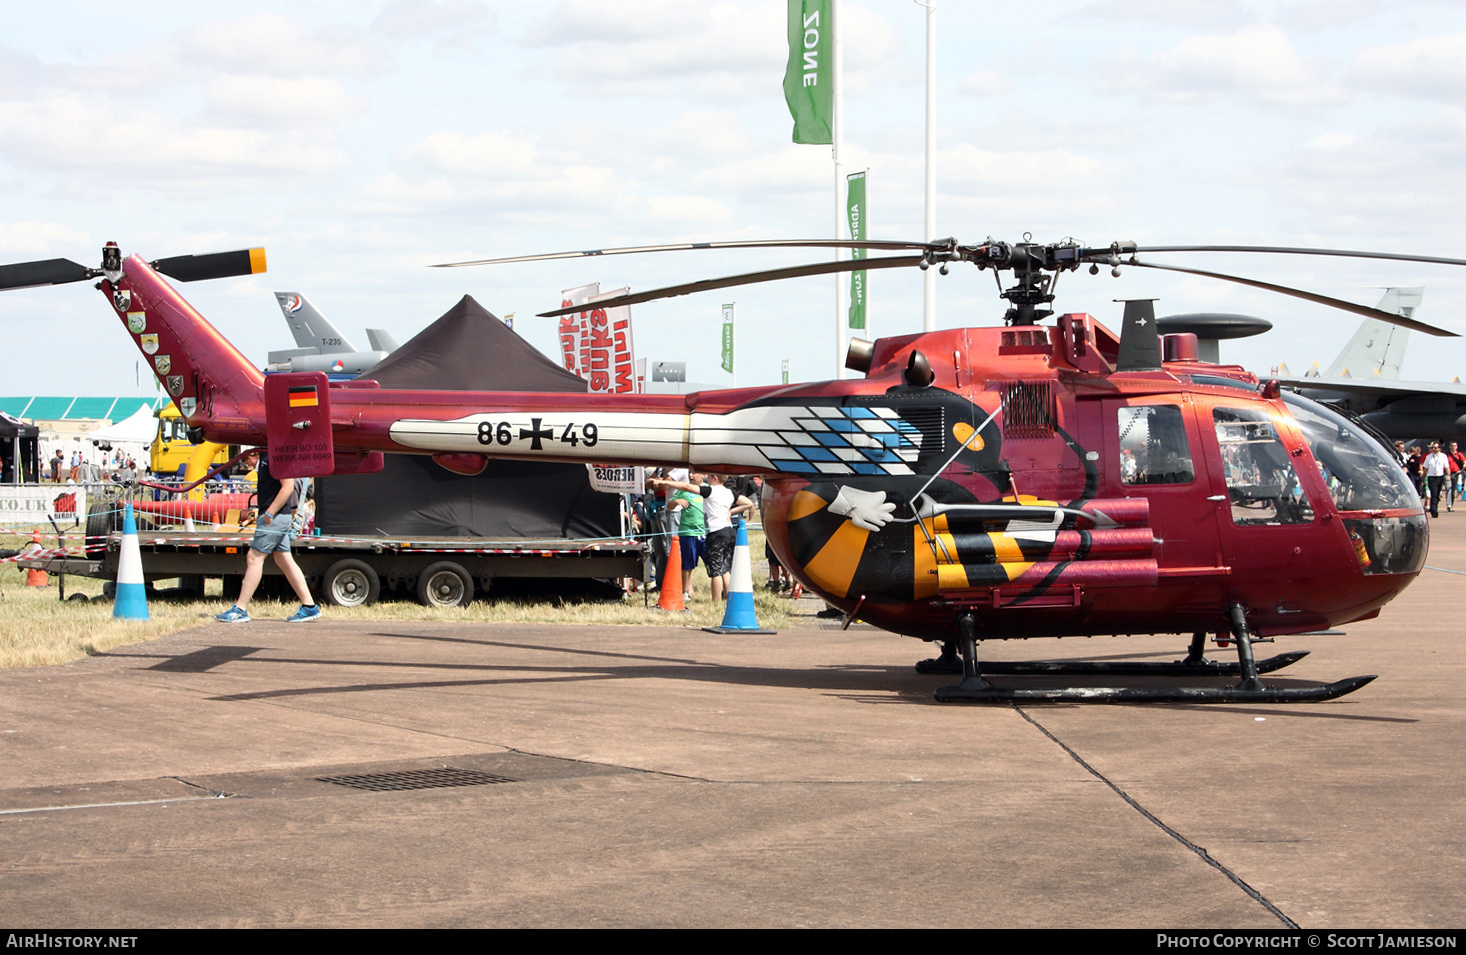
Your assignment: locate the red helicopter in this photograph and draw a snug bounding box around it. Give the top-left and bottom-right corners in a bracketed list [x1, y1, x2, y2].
[1, 237, 1457, 704]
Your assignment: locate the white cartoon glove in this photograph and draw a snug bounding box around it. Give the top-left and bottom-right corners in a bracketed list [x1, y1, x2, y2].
[827, 486, 896, 532]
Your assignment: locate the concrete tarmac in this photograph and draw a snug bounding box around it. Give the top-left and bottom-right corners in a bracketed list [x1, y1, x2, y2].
[1, 521, 1463, 928]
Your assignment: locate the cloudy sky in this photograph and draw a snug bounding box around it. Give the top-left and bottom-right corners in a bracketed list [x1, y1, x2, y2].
[3, 0, 1466, 397]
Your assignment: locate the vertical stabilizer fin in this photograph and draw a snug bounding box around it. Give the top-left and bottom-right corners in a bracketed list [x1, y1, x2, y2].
[274, 292, 356, 353]
[1322, 287, 1422, 380]
[1116, 299, 1162, 372]
[365, 328, 399, 352]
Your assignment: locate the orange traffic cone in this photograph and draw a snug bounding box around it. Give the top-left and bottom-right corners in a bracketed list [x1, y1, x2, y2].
[657, 533, 686, 612]
[182, 503, 196, 533]
[23, 530, 48, 587]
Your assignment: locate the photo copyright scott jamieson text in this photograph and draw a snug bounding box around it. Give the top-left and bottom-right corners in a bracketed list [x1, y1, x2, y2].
[7, 937, 138, 948]
[1158, 936, 1458, 949]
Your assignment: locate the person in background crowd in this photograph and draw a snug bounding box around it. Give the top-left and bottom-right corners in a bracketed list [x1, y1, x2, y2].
[656, 472, 753, 603]
[215, 449, 321, 624]
[767, 541, 789, 594]
[661, 471, 707, 599]
[1423, 442, 1449, 519]
[68, 451, 81, 483]
[1448, 441, 1465, 512]
[1404, 445, 1423, 498]
[639, 473, 670, 592]
[49, 450, 63, 483]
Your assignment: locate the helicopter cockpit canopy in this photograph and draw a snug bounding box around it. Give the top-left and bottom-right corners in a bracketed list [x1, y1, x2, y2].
[1282, 392, 1427, 576]
[1282, 393, 1419, 512]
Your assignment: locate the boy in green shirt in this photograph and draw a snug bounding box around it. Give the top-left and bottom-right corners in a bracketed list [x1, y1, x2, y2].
[666, 476, 706, 598]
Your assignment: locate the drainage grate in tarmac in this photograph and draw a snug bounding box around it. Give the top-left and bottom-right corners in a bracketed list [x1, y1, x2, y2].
[317, 768, 516, 792]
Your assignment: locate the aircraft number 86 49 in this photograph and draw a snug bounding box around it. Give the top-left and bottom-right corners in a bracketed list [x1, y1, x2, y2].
[476, 419, 599, 449]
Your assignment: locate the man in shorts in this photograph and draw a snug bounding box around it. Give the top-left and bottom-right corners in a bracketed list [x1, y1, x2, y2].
[215, 449, 321, 623]
[657, 472, 753, 602]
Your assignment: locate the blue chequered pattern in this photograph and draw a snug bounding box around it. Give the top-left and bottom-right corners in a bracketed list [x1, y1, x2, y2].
[758, 405, 923, 476]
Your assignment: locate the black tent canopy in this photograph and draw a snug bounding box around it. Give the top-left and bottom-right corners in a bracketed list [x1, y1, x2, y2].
[314, 295, 620, 540]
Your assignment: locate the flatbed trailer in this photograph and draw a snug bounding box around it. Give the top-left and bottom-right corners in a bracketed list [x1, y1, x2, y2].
[23, 530, 647, 608]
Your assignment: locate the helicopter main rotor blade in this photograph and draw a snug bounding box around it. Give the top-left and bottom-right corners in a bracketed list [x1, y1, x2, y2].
[151, 249, 267, 283]
[1128, 259, 1459, 337]
[435, 238, 942, 269]
[0, 258, 95, 291]
[536, 254, 927, 317]
[1129, 245, 1466, 268]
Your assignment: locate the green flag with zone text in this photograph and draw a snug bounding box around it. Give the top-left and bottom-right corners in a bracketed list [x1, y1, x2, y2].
[783, 0, 833, 145]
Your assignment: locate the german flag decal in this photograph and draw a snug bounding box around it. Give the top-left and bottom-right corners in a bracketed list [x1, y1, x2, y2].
[288, 384, 319, 408]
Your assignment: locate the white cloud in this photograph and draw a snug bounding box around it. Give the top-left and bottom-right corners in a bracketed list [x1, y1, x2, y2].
[0, 14, 383, 191]
[176, 13, 385, 80]
[371, 0, 497, 49]
[1091, 24, 1348, 105]
[523, 0, 705, 44]
[961, 111, 1146, 153]
[1079, 0, 1246, 28]
[0, 221, 93, 256]
[959, 70, 1014, 97]
[519, 1, 783, 100]
[360, 133, 624, 220]
[0, 93, 347, 182]
[404, 130, 552, 179]
[1350, 30, 1466, 101]
[1266, 107, 1466, 237]
[205, 75, 368, 125]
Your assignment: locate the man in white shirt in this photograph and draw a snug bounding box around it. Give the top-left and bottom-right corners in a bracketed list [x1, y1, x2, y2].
[654, 471, 752, 602]
[1423, 442, 1449, 518]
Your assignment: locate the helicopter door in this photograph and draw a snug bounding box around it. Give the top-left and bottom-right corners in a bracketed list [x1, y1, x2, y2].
[1106, 397, 1223, 575]
[1200, 403, 1332, 590]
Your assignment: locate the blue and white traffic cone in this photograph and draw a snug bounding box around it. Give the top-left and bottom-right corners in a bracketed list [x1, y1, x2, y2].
[113, 502, 150, 620]
[704, 518, 774, 634]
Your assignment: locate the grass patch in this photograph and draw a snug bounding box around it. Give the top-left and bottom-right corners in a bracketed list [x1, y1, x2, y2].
[0, 527, 795, 669]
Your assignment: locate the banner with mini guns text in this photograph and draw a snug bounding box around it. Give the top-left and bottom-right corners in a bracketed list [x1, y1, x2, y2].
[558, 283, 638, 395]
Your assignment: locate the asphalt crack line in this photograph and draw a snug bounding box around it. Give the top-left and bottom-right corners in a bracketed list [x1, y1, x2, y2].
[1013, 704, 1298, 929]
[164, 775, 237, 798]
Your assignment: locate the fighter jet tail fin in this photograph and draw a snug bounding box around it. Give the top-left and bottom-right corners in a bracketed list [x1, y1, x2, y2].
[1322, 287, 1423, 381]
[365, 328, 398, 352]
[274, 292, 356, 353]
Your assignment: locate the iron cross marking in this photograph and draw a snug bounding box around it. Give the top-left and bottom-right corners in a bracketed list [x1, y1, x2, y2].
[520, 417, 554, 450]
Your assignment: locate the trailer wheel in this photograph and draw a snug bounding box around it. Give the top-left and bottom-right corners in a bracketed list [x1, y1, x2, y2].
[323, 559, 380, 608]
[85, 505, 119, 558]
[417, 561, 474, 608]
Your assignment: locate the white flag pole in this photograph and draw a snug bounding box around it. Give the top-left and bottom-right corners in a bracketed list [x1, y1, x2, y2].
[920, 0, 937, 332]
[832, 0, 845, 378]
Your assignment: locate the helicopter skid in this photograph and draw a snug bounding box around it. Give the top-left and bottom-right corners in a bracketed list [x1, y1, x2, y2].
[934, 606, 1374, 704]
[933, 674, 1377, 705]
[916, 648, 1311, 677]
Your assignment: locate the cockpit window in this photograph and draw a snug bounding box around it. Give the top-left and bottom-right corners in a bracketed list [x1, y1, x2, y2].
[1281, 393, 1421, 512]
[1187, 374, 1258, 392]
[1213, 407, 1314, 525]
[1118, 405, 1195, 485]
